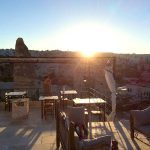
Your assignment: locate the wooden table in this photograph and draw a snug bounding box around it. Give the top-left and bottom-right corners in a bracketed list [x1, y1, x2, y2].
[73, 98, 106, 122]
[5, 91, 27, 96]
[39, 96, 59, 119]
[60, 90, 78, 109]
[5, 91, 27, 111]
[60, 90, 77, 95]
[60, 90, 77, 99]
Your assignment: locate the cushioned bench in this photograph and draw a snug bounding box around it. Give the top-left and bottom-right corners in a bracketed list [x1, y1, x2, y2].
[130, 106, 150, 139]
[56, 101, 118, 150]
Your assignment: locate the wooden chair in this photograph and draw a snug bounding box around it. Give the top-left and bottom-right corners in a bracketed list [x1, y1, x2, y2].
[90, 105, 103, 121]
[43, 99, 54, 120]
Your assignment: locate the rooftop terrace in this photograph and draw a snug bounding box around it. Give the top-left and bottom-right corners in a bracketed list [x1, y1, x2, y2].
[0, 101, 149, 150]
[0, 56, 150, 150]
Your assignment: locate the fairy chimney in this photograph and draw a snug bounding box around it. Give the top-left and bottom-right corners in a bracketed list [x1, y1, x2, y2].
[13, 37, 36, 89]
[15, 38, 31, 57]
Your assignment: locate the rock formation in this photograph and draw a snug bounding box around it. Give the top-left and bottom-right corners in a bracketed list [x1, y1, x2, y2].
[13, 37, 36, 90]
[15, 38, 30, 57]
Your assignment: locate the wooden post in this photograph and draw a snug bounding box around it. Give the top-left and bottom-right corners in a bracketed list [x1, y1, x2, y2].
[69, 122, 75, 150]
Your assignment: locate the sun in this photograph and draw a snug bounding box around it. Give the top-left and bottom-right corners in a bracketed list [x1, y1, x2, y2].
[81, 50, 95, 57]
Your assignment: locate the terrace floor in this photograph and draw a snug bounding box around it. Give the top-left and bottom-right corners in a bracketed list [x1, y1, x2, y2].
[0, 102, 149, 150]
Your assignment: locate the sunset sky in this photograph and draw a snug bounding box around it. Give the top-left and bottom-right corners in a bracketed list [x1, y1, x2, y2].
[0, 0, 150, 54]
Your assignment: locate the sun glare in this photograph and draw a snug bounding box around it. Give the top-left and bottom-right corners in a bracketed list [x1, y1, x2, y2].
[49, 22, 123, 53]
[81, 50, 95, 57]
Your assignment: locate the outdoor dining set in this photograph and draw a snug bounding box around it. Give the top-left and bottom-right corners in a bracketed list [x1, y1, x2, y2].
[4, 88, 150, 150]
[4, 90, 106, 120]
[39, 90, 106, 123]
[4, 89, 119, 150]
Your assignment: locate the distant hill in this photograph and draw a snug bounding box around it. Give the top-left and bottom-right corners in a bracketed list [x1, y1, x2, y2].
[0, 49, 114, 57]
[0, 49, 15, 56]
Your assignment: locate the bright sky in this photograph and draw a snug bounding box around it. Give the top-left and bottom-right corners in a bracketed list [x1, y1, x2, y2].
[0, 0, 150, 54]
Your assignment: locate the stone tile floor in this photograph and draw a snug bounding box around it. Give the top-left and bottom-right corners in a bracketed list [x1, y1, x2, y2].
[0, 108, 56, 150]
[0, 107, 150, 150]
[89, 120, 150, 150]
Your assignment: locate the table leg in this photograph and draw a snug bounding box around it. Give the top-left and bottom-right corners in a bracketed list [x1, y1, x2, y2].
[41, 101, 43, 119]
[88, 106, 92, 139]
[9, 100, 11, 112]
[63, 94, 64, 110]
[88, 106, 91, 123]
[53, 99, 56, 118]
[53, 100, 56, 118]
[104, 103, 106, 122]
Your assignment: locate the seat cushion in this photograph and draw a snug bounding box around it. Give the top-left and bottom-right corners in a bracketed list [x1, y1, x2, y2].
[75, 123, 88, 140]
[136, 125, 150, 137]
[67, 106, 85, 125]
[131, 106, 150, 127]
[67, 106, 89, 140]
[78, 135, 111, 150]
